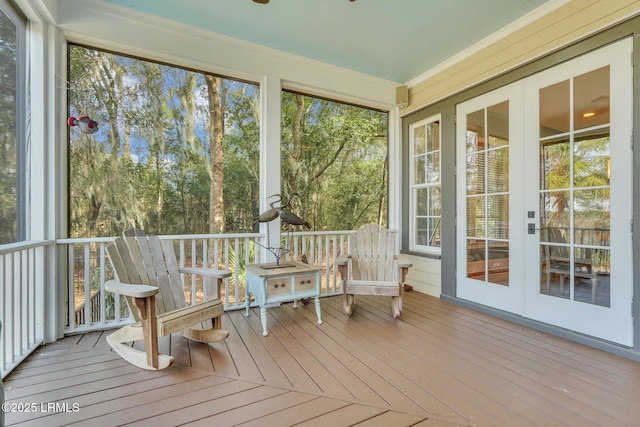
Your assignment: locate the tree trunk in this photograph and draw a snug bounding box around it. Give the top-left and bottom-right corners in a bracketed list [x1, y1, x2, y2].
[205, 75, 225, 266]
[205, 75, 225, 233]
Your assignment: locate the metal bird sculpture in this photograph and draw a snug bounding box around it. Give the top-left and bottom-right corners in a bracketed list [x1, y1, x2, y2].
[253, 193, 282, 226]
[279, 209, 311, 230]
[250, 192, 312, 266]
[277, 193, 311, 230]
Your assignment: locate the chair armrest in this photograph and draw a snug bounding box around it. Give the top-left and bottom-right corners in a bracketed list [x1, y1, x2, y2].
[105, 279, 159, 298]
[179, 267, 232, 279]
[396, 256, 412, 269]
[336, 256, 350, 266]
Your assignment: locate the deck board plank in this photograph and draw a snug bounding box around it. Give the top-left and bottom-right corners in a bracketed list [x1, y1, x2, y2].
[3, 292, 640, 427]
[399, 294, 634, 425]
[354, 295, 607, 426]
[293, 403, 388, 427]
[124, 383, 287, 426]
[278, 303, 416, 409]
[225, 308, 293, 387]
[238, 306, 325, 393]
[183, 390, 320, 426]
[235, 396, 352, 427]
[318, 297, 500, 425]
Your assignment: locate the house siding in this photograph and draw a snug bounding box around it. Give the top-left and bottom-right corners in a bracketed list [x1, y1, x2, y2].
[403, 0, 640, 114]
[404, 254, 441, 297]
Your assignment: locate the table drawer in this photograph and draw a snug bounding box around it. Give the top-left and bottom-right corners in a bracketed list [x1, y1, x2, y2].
[295, 273, 316, 292]
[266, 277, 291, 296]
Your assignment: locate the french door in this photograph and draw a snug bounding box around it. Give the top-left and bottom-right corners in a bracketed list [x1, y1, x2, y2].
[522, 38, 633, 346]
[456, 82, 524, 314]
[456, 38, 633, 345]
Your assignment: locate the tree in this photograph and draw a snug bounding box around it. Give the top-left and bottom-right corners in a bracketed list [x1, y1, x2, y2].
[281, 92, 388, 231]
[0, 10, 17, 243]
[68, 45, 386, 240]
[205, 75, 225, 235]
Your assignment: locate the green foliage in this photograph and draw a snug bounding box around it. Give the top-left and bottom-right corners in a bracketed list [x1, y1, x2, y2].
[281, 92, 388, 230]
[0, 10, 17, 244]
[69, 45, 260, 237]
[68, 46, 388, 238]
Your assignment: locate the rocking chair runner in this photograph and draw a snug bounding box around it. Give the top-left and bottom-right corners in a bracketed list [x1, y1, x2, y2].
[105, 229, 231, 370]
[336, 224, 412, 318]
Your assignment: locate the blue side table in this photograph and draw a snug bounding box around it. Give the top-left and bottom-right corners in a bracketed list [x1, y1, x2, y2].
[245, 261, 322, 336]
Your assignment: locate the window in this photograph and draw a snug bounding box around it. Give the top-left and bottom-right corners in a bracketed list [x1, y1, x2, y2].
[0, 0, 25, 244]
[281, 91, 388, 231]
[409, 115, 441, 252]
[67, 44, 260, 237]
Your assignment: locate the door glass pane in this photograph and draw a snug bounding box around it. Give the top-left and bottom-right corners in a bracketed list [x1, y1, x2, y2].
[488, 101, 509, 148]
[467, 239, 486, 280]
[540, 191, 570, 241]
[541, 138, 569, 189]
[466, 196, 485, 237]
[540, 80, 569, 137]
[573, 131, 610, 187]
[488, 148, 508, 192]
[574, 66, 610, 131]
[465, 103, 509, 285]
[488, 242, 509, 286]
[466, 110, 485, 151]
[426, 121, 439, 151]
[488, 194, 508, 239]
[538, 72, 610, 307]
[466, 152, 485, 194]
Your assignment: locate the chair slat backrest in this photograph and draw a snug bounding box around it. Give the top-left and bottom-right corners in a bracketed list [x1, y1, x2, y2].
[351, 224, 396, 282]
[160, 239, 188, 309]
[107, 229, 187, 320]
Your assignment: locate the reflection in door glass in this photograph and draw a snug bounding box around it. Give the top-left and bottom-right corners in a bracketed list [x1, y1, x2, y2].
[538, 67, 611, 307]
[465, 103, 510, 287]
[574, 66, 610, 130]
[540, 80, 570, 137]
[540, 138, 569, 189]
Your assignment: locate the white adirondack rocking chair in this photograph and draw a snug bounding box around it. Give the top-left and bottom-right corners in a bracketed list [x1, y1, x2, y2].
[336, 224, 412, 318]
[105, 229, 231, 370]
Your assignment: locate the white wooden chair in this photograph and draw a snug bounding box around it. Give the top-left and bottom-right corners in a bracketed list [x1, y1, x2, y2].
[336, 224, 412, 318]
[105, 228, 231, 370]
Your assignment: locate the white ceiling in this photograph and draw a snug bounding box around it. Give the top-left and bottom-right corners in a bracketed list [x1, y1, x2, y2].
[103, 0, 550, 83]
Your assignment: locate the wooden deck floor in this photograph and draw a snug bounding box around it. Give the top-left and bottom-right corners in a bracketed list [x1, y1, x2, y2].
[4, 291, 640, 426]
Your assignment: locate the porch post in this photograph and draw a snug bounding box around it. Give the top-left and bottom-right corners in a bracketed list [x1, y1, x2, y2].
[260, 75, 282, 263]
[388, 107, 401, 241]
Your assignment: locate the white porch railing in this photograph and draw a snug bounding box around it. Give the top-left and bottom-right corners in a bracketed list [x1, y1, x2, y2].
[58, 230, 356, 334]
[0, 240, 52, 379]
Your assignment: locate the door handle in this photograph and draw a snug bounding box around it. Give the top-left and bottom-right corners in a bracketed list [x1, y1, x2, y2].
[528, 223, 536, 234]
